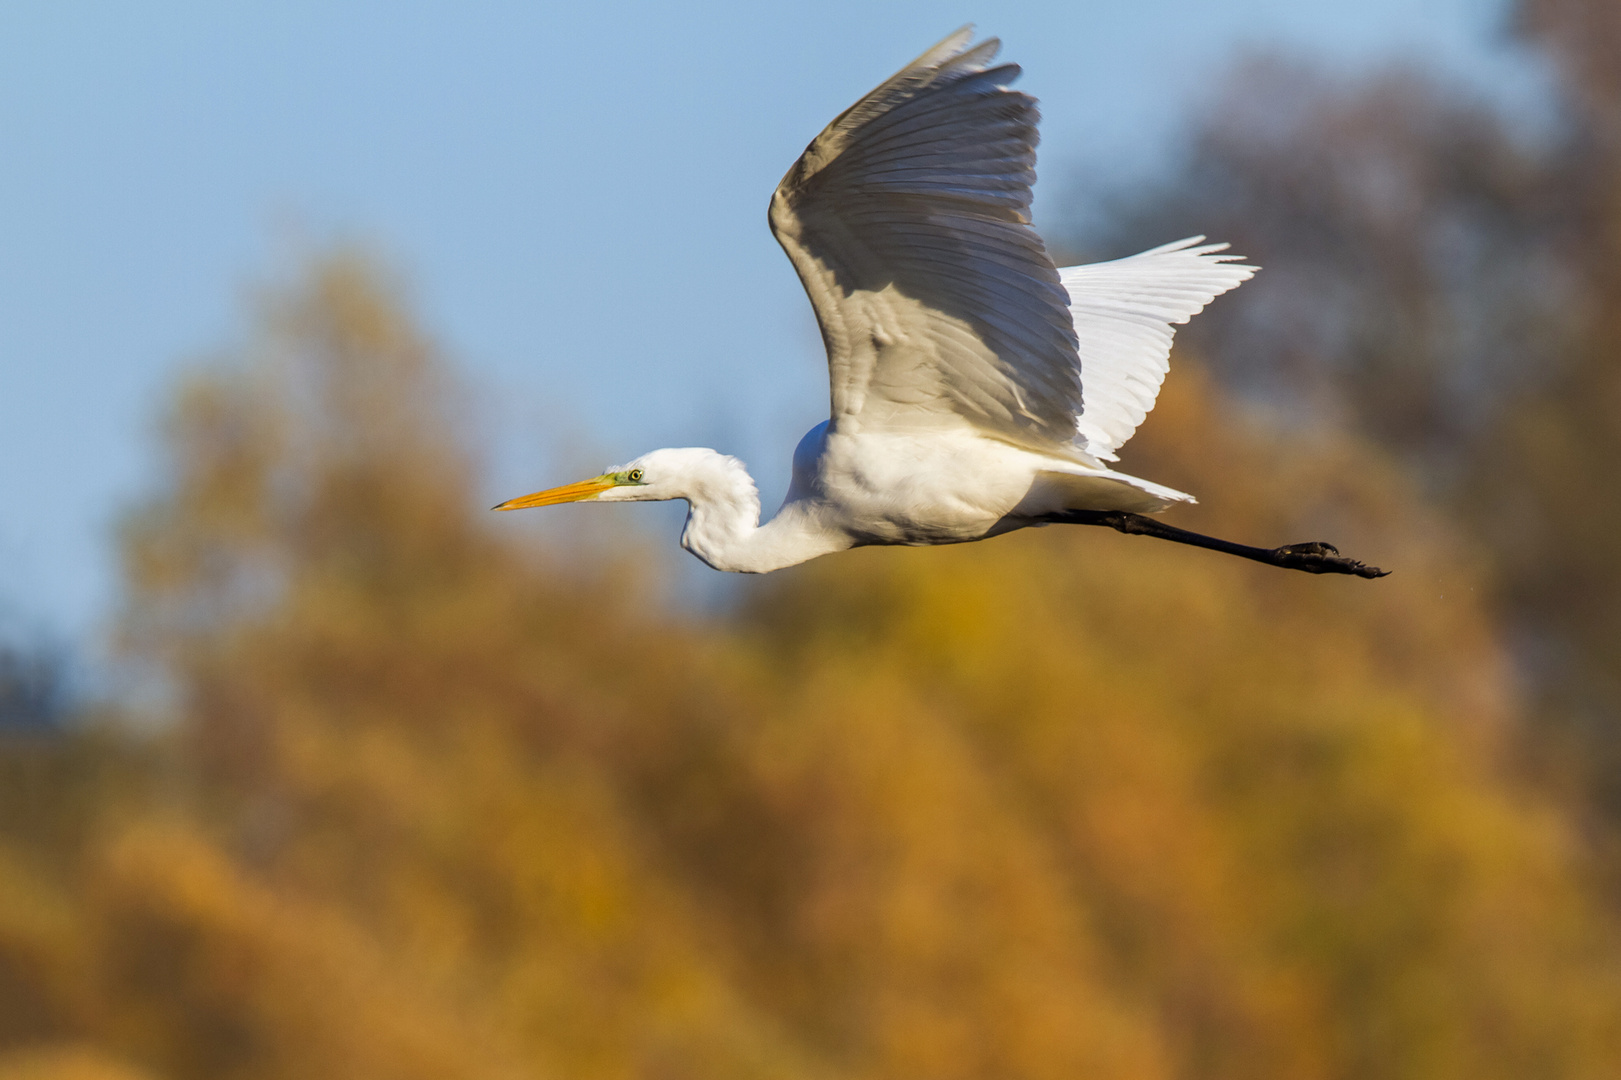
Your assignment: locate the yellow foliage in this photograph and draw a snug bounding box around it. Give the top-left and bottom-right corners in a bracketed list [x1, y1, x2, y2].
[0, 1045, 154, 1080]
[1, 253, 1618, 1079]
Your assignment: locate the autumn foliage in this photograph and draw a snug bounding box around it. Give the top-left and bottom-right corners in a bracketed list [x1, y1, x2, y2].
[0, 247, 1618, 1080]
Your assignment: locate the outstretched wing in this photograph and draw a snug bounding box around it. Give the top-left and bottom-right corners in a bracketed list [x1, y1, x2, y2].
[1059, 238, 1257, 461]
[769, 28, 1085, 451]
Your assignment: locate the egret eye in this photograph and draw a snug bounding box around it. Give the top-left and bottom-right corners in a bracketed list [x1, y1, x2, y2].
[627, 469, 644, 483]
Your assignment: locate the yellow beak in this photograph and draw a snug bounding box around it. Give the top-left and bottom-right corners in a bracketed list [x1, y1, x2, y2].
[492, 476, 615, 511]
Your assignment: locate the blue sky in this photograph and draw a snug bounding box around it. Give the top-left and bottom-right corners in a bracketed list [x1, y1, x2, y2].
[0, 0, 1538, 644]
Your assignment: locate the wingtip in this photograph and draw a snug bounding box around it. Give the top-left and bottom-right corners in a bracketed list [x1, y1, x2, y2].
[1144, 236, 1261, 275]
[917, 25, 976, 66]
[912, 25, 1006, 74]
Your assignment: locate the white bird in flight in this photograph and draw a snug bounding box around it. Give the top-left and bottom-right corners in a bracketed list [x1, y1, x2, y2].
[497, 28, 1386, 579]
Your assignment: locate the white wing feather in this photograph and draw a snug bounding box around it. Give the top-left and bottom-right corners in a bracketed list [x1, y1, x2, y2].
[1060, 238, 1257, 461]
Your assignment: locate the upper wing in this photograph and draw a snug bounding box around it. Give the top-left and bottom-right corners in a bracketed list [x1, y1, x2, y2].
[769, 29, 1084, 450]
[1058, 238, 1257, 460]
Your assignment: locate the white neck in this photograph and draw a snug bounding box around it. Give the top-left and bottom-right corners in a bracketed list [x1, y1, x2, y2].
[668, 451, 847, 574]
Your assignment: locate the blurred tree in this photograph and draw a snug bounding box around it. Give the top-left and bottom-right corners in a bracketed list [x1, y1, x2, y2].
[1064, 57, 1560, 477]
[108, 253, 818, 1080]
[1521, 0, 1621, 147]
[0, 639, 68, 731]
[1, 251, 1619, 1079]
[734, 366, 1621, 1080]
[1066, 0, 1621, 828]
[1489, 0, 1621, 822]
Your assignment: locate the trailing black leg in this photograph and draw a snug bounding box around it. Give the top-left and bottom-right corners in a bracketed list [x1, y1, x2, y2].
[1050, 510, 1389, 578]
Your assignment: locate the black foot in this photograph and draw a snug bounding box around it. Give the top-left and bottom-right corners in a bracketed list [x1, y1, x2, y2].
[1271, 542, 1389, 578]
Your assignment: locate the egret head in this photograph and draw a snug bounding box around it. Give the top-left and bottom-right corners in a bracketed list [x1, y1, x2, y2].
[492, 447, 751, 511]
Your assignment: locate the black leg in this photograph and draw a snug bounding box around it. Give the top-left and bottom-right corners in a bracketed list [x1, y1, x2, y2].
[1050, 510, 1389, 578]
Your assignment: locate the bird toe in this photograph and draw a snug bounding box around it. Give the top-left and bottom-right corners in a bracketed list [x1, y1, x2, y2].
[1272, 541, 1388, 578]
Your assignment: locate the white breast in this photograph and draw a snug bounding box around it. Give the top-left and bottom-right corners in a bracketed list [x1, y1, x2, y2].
[802, 427, 1047, 545]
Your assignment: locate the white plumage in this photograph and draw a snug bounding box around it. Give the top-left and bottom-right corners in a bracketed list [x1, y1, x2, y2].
[496, 29, 1386, 580]
[1061, 237, 1255, 460]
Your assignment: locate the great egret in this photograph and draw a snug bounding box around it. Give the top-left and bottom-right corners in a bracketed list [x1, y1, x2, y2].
[497, 28, 1386, 579]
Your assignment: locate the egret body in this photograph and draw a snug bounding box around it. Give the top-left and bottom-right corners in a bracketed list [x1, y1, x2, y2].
[497, 29, 1386, 579]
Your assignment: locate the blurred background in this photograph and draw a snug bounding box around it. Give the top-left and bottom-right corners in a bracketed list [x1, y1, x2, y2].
[4, 1, 1621, 1078]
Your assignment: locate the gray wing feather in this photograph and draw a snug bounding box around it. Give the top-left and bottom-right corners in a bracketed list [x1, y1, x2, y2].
[770, 28, 1086, 448]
